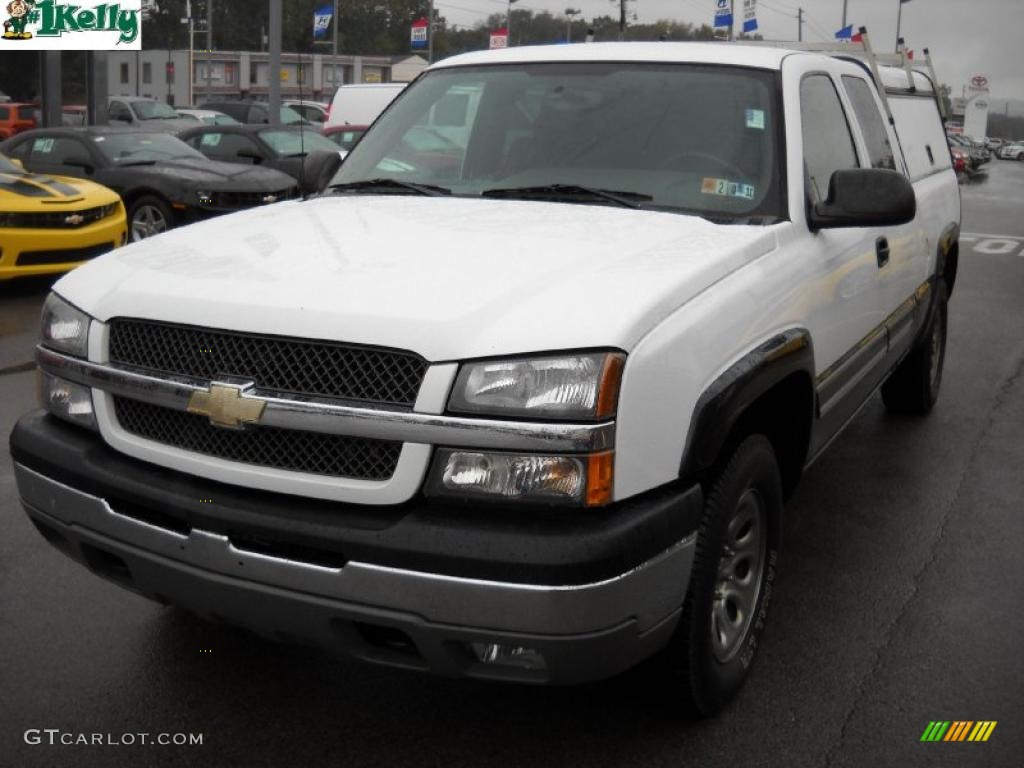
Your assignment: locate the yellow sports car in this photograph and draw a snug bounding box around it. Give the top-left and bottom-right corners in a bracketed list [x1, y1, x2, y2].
[0, 152, 126, 281]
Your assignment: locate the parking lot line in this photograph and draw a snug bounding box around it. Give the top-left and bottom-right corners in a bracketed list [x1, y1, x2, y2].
[960, 232, 1024, 240]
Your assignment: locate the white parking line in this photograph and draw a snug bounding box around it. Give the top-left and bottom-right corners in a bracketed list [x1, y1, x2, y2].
[959, 233, 1024, 257]
[961, 232, 1024, 240]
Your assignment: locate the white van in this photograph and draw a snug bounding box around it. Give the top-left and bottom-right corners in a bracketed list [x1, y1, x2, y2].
[325, 83, 406, 128]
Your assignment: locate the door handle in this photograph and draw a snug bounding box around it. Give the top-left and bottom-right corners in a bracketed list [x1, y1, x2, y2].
[876, 236, 890, 268]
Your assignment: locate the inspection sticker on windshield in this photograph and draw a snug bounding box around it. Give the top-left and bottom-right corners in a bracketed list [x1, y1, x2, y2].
[32, 138, 55, 153]
[702, 178, 755, 200]
[745, 109, 766, 130]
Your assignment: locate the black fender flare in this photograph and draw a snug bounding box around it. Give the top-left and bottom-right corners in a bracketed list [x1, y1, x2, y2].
[937, 221, 960, 295]
[680, 329, 816, 482]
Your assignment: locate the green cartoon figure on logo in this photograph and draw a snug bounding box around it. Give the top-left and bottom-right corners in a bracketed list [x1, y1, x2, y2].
[3, 0, 36, 39]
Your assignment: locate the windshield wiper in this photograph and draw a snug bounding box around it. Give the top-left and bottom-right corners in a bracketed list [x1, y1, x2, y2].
[480, 184, 652, 209]
[328, 178, 451, 197]
[117, 160, 157, 167]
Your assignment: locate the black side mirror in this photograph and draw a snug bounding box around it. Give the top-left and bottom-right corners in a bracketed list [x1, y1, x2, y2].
[237, 149, 263, 164]
[63, 157, 94, 174]
[301, 149, 343, 195]
[808, 168, 916, 230]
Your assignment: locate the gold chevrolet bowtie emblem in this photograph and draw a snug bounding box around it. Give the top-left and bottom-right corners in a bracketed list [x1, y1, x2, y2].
[187, 383, 266, 429]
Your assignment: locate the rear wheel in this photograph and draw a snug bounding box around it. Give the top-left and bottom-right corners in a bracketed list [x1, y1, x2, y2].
[128, 195, 173, 241]
[653, 434, 782, 716]
[882, 279, 948, 414]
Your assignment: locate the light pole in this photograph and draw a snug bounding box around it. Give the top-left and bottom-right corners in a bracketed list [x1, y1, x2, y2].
[205, 0, 212, 101]
[427, 0, 435, 63]
[508, 0, 519, 45]
[565, 7, 580, 42]
[332, 0, 338, 90]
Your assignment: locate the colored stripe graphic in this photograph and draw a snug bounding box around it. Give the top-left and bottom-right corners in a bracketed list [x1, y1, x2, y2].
[969, 722, 997, 742]
[921, 721, 950, 741]
[921, 721, 997, 742]
[945, 721, 971, 741]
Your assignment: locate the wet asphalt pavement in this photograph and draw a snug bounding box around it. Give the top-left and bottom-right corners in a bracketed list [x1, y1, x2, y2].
[1, 161, 1022, 768]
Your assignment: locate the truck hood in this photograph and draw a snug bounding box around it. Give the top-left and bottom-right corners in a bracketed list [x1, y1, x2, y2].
[55, 195, 778, 361]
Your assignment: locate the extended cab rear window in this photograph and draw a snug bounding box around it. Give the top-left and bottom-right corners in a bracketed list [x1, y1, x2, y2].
[332, 62, 787, 222]
[842, 76, 896, 170]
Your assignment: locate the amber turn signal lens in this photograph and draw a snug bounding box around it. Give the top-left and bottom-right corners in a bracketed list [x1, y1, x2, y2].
[586, 451, 614, 507]
[595, 354, 625, 419]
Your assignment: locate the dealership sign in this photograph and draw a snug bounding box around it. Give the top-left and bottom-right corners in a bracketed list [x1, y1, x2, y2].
[410, 17, 428, 49]
[0, 0, 142, 49]
[713, 0, 732, 28]
[489, 26, 508, 49]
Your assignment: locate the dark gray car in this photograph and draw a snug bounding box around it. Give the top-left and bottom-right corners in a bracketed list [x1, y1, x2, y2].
[1, 127, 299, 241]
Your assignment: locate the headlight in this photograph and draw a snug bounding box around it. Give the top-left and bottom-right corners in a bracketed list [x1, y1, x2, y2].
[428, 449, 614, 506]
[448, 352, 624, 420]
[41, 293, 91, 358]
[39, 371, 97, 431]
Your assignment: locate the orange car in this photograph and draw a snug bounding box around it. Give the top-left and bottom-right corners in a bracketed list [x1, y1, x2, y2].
[0, 102, 36, 140]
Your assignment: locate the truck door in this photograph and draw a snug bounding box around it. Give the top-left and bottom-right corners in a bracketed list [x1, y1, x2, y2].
[840, 74, 927, 364]
[797, 71, 889, 440]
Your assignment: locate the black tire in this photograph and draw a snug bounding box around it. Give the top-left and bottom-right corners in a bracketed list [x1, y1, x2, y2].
[653, 434, 783, 716]
[881, 279, 948, 415]
[127, 194, 174, 242]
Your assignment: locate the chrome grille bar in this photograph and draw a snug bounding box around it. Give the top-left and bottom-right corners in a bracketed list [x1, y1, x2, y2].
[38, 346, 615, 454]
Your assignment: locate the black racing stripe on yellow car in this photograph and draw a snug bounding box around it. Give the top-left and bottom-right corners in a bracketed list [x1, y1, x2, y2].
[0, 172, 80, 198]
[0, 173, 53, 198]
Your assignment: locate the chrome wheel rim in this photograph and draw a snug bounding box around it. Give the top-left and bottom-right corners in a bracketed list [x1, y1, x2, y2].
[131, 204, 168, 241]
[711, 488, 767, 663]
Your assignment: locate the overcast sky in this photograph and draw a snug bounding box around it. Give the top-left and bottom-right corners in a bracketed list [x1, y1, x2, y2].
[436, 0, 1024, 102]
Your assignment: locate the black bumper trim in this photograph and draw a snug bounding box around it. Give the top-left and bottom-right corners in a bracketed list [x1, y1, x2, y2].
[10, 411, 703, 585]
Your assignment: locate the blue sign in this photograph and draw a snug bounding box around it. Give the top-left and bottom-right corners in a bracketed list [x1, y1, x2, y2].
[314, 5, 332, 40]
[714, 0, 733, 29]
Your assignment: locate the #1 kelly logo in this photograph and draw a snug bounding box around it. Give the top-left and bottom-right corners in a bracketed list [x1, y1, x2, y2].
[1, 0, 141, 49]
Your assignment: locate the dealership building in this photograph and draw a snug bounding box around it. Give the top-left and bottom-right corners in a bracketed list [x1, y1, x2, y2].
[105, 50, 427, 105]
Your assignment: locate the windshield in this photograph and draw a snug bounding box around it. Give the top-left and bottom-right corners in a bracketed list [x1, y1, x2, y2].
[331, 63, 785, 220]
[130, 100, 181, 120]
[278, 105, 307, 125]
[259, 129, 339, 156]
[93, 132, 205, 164]
[0, 152, 23, 173]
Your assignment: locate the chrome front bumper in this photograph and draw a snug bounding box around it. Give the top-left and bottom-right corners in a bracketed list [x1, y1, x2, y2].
[15, 462, 696, 683]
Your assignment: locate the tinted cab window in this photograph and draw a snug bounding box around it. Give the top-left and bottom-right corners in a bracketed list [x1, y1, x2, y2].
[800, 75, 859, 201]
[842, 76, 896, 170]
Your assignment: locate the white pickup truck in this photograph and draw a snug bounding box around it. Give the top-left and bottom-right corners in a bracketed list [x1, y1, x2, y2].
[12, 42, 959, 714]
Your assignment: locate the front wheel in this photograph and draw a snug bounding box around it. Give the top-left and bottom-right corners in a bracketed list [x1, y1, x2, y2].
[128, 195, 173, 242]
[652, 434, 782, 716]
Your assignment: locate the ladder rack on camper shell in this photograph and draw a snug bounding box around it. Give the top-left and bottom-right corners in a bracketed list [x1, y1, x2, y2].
[742, 28, 947, 124]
